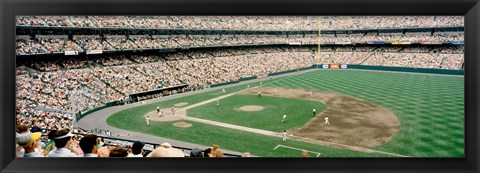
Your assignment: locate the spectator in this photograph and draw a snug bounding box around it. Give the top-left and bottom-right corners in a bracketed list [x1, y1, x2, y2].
[147, 142, 184, 157]
[209, 144, 224, 157]
[79, 134, 99, 157]
[109, 146, 129, 157]
[301, 150, 309, 157]
[242, 152, 252, 157]
[47, 128, 78, 157]
[21, 132, 44, 157]
[128, 141, 145, 157]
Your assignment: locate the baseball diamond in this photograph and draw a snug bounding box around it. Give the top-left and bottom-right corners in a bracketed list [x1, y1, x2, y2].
[104, 69, 464, 157]
[15, 16, 464, 158]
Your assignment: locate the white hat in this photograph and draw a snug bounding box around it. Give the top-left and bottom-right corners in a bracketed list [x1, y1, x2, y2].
[54, 131, 74, 139]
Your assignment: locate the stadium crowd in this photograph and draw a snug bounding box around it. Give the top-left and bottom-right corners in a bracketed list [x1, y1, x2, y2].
[16, 16, 464, 30]
[15, 118, 238, 157]
[16, 32, 464, 55]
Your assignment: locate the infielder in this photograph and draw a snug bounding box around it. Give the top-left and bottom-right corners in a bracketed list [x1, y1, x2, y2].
[258, 91, 261, 98]
[281, 113, 287, 123]
[157, 106, 160, 114]
[171, 106, 175, 116]
[309, 91, 313, 97]
[216, 98, 220, 107]
[282, 130, 288, 142]
[146, 116, 150, 126]
[325, 116, 330, 125]
[313, 108, 316, 116]
[158, 110, 163, 117]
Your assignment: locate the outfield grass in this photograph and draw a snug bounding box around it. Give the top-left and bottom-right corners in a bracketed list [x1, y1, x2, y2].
[107, 69, 464, 157]
[187, 95, 326, 132]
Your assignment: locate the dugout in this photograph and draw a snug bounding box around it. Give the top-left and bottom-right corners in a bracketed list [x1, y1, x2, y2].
[128, 84, 188, 103]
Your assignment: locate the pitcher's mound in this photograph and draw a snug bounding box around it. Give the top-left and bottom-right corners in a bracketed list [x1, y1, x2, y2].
[238, 105, 264, 112]
[174, 102, 188, 107]
[173, 122, 192, 128]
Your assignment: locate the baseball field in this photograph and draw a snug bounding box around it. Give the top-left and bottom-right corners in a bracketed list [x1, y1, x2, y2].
[107, 69, 464, 157]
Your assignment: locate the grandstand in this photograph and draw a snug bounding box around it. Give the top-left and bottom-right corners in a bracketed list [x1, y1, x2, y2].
[15, 16, 464, 158]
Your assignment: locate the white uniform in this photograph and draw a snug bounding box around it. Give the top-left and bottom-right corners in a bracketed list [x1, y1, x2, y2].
[309, 91, 313, 97]
[157, 107, 160, 114]
[282, 114, 287, 123]
[159, 111, 163, 117]
[313, 109, 316, 116]
[282, 131, 287, 141]
[325, 117, 329, 125]
[222, 88, 226, 93]
[216, 98, 220, 106]
[146, 116, 150, 126]
[247, 85, 250, 89]
[258, 91, 261, 98]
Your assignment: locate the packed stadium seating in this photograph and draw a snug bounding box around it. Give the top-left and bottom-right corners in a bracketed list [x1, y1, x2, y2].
[15, 16, 465, 158]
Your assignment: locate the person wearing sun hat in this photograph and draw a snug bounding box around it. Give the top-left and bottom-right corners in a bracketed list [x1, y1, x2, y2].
[47, 128, 78, 157]
[22, 132, 43, 157]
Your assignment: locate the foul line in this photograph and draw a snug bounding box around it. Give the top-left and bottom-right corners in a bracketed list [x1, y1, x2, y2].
[274, 144, 321, 157]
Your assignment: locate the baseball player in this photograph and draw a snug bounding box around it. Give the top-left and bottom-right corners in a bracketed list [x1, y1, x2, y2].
[158, 110, 163, 117]
[282, 130, 288, 142]
[216, 98, 220, 107]
[313, 108, 316, 116]
[258, 91, 261, 98]
[247, 85, 250, 89]
[146, 116, 150, 126]
[309, 91, 313, 97]
[222, 88, 226, 93]
[325, 116, 330, 125]
[281, 113, 287, 123]
[171, 106, 175, 116]
[157, 106, 160, 114]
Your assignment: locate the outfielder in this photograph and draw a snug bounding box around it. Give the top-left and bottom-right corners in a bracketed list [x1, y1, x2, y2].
[281, 113, 287, 123]
[216, 98, 220, 107]
[258, 91, 261, 98]
[313, 108, 316, 116]
[222, 88, 226, 93]
[282, 130, 288, 142]
[146, 116, 150, 126]
[325, 116, 330, 125]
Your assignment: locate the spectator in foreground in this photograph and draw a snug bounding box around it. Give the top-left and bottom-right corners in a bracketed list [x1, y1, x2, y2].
[190, 148, 203, 157]
[97, 146, 110, 157]
[79, 134, 99, 157]
[128, 141, 145, 157]
[301, 150, 309, 157]
[209, 144, 224, 157]
[242, 152, 252, 157]
[147, 142, 184, 157]
[21, 132, 43, 157]
[47, 128, 77, 157]
[109, 146, 129, 157]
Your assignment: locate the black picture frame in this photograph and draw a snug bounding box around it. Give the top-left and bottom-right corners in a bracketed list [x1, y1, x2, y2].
[1, 0, 479, 173]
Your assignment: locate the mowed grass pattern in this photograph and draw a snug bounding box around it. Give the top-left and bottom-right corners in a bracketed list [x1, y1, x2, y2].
[265, 70, 464, 157]
[107, 69, 464, 157]
[187, 95, 326, 132]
